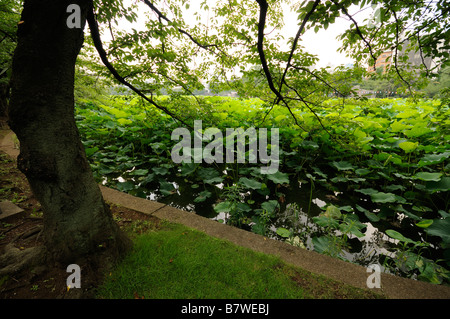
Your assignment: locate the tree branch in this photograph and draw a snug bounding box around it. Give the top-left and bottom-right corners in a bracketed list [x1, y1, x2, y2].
[254, 0, 281, 100]
[390, 9, 414, 97]
[0, 28, 16, 42]
[417, 32, 430, 77]
[254, 0, 306, 131]
[87, 5, 192, 128]
[399, 5, 449, 46]
[276, 0, 320, 104]
[282, 81, 352, 151]
[141, 0, 228, 57]
[331, 0, 378, 71]
[291, 65, 345, 97]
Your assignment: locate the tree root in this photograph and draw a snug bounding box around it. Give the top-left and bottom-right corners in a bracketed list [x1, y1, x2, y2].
[0, 243, 47, 277]
[11, 225, 43, 243]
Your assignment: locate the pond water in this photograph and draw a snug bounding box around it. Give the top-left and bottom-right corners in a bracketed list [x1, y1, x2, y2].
[106, 172, 426, 275]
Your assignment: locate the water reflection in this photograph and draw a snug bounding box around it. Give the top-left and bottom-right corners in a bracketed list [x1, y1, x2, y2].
[105, 173, 401, 273]
[274, 202, 397, 272]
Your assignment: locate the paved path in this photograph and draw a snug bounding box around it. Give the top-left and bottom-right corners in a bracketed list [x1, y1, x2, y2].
[2, 128, 450, 299]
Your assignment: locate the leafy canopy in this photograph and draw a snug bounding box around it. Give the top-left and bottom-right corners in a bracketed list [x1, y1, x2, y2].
[83, 0, 449, 125]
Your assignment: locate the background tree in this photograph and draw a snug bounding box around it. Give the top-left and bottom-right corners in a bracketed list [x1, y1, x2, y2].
[0, 0, 19, 118]
[422, 66, 450, 97]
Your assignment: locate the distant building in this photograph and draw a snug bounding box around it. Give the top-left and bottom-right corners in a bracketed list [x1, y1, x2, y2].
[367, 38, 444, 75]
[402, 46, 434, 70]
[367, 51, 393, 74]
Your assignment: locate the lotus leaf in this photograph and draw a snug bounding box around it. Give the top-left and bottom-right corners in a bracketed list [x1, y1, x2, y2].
[414, 172, 442, 182]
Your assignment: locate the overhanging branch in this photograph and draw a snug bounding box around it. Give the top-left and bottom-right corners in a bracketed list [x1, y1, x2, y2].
[331, 0, 378, 72]
[390, 9, 414, 97]
[254, 0, 306, 131]
[277, 0, 320, 104]
[142, 0, 228, 57]
[254, 0, 282, 101]
[86, 5, 192, 128]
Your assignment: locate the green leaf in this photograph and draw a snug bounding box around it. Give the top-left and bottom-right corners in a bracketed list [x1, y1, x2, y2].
[370, 192, 397, 203]
[416, 219, 433, 228]
[348, 177, 366, 183]
[438, 210, 450, 218]
[194, 190, 212, 203]
[356, 188, 379, 195]
[339, 206, 353, 212]
[322, 205, 342, 219]
[331, 161, 354, 171]
[130, 169, 149, 176]
[300, 140, 319, 150]
[276, 227, 291, 238]
[394, 251, 421, 272]
[425, 218, 450, 244]
[198, 167, 223, 184]
[261, 200, 279, 214]
[312, 236, 340, 256]
[159, 181, 175, 196]
[236, 202, 252, 212]
[141, 173, 155, 185]
[312, 216, 339, 228]
[385, 229, 415, 244]
[385, 184, 406, 192]
[398, 141, 419, 153]
[357, 204, 380, 222]
[251, 219, 267, 236]
[214, 201, 233, 213]
[355, 168, 371, 176]
[414, 172, 442, 182]
[404, 125, 432, 138]
[418, 152, 450, 167]
[239, 177, 262, 190]
[180, 163, 198, 176]
[117, 118, 132, 125]
[266, 171, 290, 184]
[85, 147, 99, 157]
[364, 211, 380, 222]
[339, 222, 365, 238]
[390, 120, 410, 132]
[417, 261, 444, 284]
[426, 177, 450, 192]
[116, 181, 135, 192]
[331, 176, 348, 183]
[153, 167, 169, 175]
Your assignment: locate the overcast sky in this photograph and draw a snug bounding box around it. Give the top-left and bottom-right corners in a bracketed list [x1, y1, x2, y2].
[278, 3, 374, 69]
[283, 14, 354, 68]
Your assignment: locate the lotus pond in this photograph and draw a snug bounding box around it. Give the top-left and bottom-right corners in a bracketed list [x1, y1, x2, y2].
[75, 95, 450, 285]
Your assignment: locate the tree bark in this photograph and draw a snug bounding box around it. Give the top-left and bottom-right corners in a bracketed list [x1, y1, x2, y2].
[0, 82, 8, 118]
[8, 0, 131, 264]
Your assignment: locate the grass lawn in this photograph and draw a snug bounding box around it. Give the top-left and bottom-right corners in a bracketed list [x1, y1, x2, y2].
[96, 220, 385, 299]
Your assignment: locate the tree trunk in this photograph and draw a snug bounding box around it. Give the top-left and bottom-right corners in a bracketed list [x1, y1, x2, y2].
[8, 0, 131, 264]
[0, 82, 8, 118]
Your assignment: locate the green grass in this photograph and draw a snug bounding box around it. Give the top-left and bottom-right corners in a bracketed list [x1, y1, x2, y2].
[96, 221, 385, 299]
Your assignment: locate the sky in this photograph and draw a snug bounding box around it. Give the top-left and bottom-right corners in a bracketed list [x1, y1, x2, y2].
[283, 13, 354, 69]
[278, 3, 375, 69]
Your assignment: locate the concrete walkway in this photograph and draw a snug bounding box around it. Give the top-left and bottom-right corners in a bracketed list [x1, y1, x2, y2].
[2, 128, 450, 299]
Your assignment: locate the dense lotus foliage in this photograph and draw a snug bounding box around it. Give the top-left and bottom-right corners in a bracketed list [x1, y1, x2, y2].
[76, 95, 450, 285]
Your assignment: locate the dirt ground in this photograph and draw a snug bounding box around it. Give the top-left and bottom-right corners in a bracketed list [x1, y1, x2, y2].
[0, 148, 158, 299]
